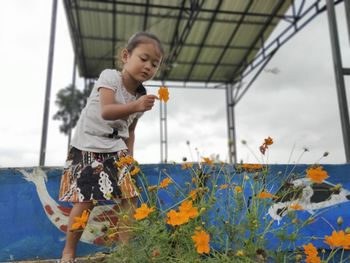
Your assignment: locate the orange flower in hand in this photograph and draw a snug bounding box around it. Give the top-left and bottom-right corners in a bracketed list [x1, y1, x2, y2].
[192, 230, 210, 254]
[158, 86, 169, 103]
[306, 166, 329, 184]
[134, 203, 155, 220]
[71, 210, 90, 230]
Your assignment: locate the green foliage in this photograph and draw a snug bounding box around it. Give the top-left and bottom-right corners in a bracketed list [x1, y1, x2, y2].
[53, 82, 93, 135]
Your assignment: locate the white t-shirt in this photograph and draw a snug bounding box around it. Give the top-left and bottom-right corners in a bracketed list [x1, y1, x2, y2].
[71, 69, 143, 153]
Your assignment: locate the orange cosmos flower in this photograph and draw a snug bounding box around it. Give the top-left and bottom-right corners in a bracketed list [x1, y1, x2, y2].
[303, 243, 318, 257]
[134, 203, 155, 220]
[189, 189, 197, 200]
[258, 191, 276, 199]
[179, 200, 198, 219]
[71, 210, 90, 230]
[260, 136, 273, 155]
[201, 157, 213, 165]
[235, 186, 242, 193]
[181, 162, 193, 169]
[264, 137, 273, 145]
[241, 163, 263, 172]
[130, 167, 140, 176]
[303, 243, 321, 263]
[115, 156, 135, 167]
[192, 230, 210, 254]
[324, 230, 350, 249]
[166, 210, 189, 226]
[290, 203, 304, 210]
[219, 184, 228, 190]
[159, 177, 172, 188]
[158, 86, 169, 103]
[306, 166, 329, 184]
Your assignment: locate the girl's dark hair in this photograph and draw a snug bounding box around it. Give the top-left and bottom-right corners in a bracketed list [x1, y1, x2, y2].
[125, 31, 164, 56]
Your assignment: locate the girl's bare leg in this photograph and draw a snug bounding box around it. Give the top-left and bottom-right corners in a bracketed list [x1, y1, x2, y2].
[117, 196, 138, 244]
[61, 202, 94, 260]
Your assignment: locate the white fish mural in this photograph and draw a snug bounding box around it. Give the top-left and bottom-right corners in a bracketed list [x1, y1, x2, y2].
[268, 177, 350, 223]
[19, 167, 121, 245]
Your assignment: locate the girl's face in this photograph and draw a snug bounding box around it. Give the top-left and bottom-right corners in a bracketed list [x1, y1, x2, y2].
[122, 41, 162, 83]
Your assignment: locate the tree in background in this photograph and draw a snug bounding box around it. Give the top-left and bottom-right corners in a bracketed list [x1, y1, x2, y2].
[53, 82, 93, 144]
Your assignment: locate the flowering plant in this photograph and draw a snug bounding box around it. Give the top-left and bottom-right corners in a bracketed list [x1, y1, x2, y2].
[72, 138, 350, 262]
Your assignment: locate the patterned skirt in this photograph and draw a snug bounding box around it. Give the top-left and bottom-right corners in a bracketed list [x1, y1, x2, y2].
[59, 147, 139, 203]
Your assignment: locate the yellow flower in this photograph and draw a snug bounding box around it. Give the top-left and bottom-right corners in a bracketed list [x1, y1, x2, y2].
[236, 250, 244, 256]
[158, 86, 169, 103]
[134, 203, 155, 220]
[191, 230, 210, 254]
[130, 167, 140, 176]
[179, 200, 198, 219]
[166, 210, 189, 226]
[235, 186, 242, 193]
[159, 178, 172, 188]
[71, 210, 89, 230]
[306, 166, 329, 184]
[290, 203, 303, 210]
[219, 184, 228, 190]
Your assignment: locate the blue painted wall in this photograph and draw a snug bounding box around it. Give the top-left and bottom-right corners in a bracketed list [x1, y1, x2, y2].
[0, 164, 349, 262]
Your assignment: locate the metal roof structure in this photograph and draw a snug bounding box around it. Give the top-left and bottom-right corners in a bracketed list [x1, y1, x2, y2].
[38, 0, 350, 165]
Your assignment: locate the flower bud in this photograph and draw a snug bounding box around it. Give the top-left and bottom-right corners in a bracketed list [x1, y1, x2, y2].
[337, 216, 343, 227]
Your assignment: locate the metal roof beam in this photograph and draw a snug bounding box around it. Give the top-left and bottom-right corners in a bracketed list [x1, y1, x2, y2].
[73, 6, 279, 26]
[81, 35, 259, 51]
[77, 0, 294, 20]
[160, 0, 205, 80]
[143, 0, 150, 31]
[185, 0, 224, 81]
[229, 0, 286, 83]
[206, 0, 254, 82]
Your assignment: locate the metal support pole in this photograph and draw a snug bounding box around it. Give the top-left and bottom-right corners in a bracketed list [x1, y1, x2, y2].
[67, 55, 77, 150]
[160, 99, 168, 163]
[226, 83, 237, 164]
[39, 0, 58, 166]
[326, 0, 350, 162]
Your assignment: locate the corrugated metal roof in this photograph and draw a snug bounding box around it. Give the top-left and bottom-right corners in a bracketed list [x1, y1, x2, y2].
[63, 0, 292, 83]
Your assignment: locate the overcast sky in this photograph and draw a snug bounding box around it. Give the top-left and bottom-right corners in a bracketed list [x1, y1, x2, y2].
[1, 0, 349, 167]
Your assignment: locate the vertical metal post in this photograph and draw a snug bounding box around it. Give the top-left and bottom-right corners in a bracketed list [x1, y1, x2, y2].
[160, 99, 168, 163]
[326, 0, 350, 162]
[67, 55, 77, 150]
[39, 0, 58, 166]
[226, 83, 237, 164]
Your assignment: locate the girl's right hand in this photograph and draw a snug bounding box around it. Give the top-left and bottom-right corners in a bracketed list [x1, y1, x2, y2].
[135, 95, 158, 112]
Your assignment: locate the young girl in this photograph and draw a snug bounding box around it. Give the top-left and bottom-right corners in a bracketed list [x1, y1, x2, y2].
[58, 32, 164, 262]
